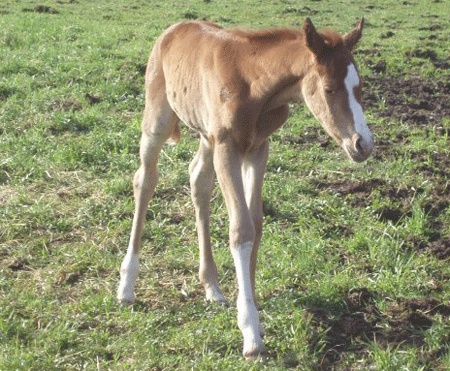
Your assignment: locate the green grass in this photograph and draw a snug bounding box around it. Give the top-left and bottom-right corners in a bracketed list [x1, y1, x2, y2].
[1, 0, 450, 370]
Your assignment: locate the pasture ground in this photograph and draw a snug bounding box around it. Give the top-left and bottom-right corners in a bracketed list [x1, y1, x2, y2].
[1, 0, 450, 370]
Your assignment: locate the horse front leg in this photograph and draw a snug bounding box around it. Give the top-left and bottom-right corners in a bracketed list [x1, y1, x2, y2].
[242, 140, 269, 338]
[189, 137, 225, 303]
[213, 139, 266, 359]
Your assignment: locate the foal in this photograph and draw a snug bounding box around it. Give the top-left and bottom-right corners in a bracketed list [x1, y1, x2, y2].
[117, 18, 373, 359]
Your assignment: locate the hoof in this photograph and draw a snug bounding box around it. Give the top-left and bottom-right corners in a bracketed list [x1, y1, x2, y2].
[205, 286, 226, 304]
[117, 287, 136, 304]
[244, 346, 267, 361]
[243, 338, 266, 361]
[117, 296, 135, 305]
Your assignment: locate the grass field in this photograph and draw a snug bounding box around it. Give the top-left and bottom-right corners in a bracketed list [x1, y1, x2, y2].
[1, 0, 450, 370]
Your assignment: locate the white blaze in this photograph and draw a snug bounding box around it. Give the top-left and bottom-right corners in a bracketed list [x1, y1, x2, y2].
[344, 64, 373, 144]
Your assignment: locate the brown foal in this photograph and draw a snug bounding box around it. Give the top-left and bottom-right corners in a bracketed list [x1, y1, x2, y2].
[117, 18, 373, 359]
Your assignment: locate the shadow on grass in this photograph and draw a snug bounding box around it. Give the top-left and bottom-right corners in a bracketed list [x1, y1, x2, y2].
[278, 288, 450, 370]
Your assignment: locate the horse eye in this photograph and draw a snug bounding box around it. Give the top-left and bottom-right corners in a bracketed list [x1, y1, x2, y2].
[325, 88, 335, 95]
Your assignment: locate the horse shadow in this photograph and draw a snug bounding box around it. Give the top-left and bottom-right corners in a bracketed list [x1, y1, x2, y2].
[265, 287, 450, 370]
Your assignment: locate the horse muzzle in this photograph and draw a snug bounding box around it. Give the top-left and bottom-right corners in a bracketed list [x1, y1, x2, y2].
[343, 132, 374, 163]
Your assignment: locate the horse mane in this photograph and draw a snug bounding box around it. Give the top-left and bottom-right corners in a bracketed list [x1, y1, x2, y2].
[233, 26, 344, 49]
[232, 28, 300, 43]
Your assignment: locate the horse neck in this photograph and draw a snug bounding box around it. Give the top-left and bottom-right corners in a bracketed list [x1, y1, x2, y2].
[241, 38, 313, 102]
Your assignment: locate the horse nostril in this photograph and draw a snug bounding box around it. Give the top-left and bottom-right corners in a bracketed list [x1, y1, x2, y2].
[355, 137, 364, 154]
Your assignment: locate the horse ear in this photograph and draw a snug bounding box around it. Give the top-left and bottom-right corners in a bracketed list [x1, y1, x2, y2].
[344, 18, 364, 50]
[303, 18, 325, 56]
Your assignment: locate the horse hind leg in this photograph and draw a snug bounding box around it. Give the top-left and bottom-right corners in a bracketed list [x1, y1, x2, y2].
[189, 137, 226, 303]
[117, 95, 179, 304]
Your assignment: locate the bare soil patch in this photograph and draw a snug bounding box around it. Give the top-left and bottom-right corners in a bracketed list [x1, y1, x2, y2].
[22, 5, 60, 14]
[364, 72, 450, 127]
[308, 288, 450, 370]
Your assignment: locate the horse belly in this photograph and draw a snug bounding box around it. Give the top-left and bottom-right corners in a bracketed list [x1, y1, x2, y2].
[162, 26, 220, 137]
[165, 72, 211, 136]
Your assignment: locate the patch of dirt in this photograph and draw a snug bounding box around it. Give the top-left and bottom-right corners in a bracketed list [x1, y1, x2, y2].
[376, 206, 412, 223]
[363, 71, 450, 128]
[308, 288, 450, 370]
[315, 174, 450, 260]
[22, 5, 59, 14]
[282, 6, 319, 16]
[51, 98, 82, 112]
[427, 239, 450, 260]
[8, 258, 31, 271]
[281, 132, 330, 148]
[315, 177, 423, 210]
[315, 178, 386, 198]
[85, 93, 102, 105]
[183, 12, 199, 20]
